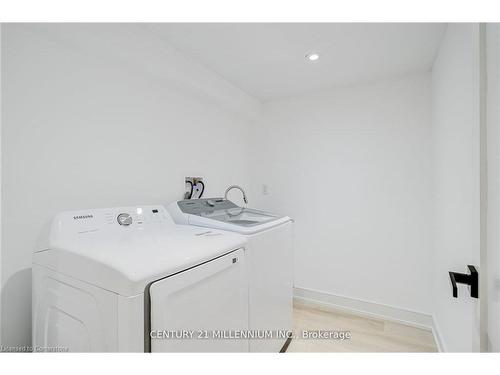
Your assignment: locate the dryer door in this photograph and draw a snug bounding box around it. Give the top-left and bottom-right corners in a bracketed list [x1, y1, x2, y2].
[149, 248, 248, 352]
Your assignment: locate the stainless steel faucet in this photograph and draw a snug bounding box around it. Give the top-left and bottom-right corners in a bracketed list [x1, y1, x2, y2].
[224, 185, 248, 204]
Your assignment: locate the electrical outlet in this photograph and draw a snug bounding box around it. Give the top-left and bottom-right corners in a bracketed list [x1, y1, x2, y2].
[262, 184, 269, 195]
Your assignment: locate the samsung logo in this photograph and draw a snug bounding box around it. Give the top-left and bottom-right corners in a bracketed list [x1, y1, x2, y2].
[73, 214, 94, 220]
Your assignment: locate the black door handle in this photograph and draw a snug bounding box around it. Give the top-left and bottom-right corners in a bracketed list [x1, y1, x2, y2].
[449, 265, 478, 298]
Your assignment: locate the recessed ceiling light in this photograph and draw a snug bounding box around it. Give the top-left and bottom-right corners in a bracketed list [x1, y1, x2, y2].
[306, 53, 320, 61]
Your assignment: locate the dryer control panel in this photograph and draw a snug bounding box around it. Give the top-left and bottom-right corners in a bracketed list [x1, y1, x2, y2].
[51, 205, 173, 237]
[103, 206, 169, 227]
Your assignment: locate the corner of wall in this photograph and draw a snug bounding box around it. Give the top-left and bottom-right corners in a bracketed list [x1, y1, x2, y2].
[431, 314, 447, 352]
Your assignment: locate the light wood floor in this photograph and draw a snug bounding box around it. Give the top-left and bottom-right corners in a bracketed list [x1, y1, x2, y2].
[287, 301, 438, 352]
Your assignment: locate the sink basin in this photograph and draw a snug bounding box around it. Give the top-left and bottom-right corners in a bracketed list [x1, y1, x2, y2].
[204, 208, 277, 227]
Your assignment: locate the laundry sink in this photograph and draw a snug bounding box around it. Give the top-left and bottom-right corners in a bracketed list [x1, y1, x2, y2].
[172, 198, 291, 234]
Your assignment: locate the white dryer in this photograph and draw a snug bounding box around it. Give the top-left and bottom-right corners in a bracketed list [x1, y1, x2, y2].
[167, 198, 294, 352]
[32, 205, 248, 352]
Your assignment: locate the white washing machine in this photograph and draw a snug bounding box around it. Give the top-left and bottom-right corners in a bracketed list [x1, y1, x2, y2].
[32, 205, 249, 352]
[167, 198, 294, 352]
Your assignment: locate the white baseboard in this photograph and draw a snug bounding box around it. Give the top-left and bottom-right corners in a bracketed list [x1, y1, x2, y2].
[294, 286, 443, 351]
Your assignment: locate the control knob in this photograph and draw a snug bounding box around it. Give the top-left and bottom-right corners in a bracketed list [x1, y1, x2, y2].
[117, 213, 132, 226]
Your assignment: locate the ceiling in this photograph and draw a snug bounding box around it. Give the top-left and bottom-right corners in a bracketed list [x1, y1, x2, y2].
[144, 23, 446, 101]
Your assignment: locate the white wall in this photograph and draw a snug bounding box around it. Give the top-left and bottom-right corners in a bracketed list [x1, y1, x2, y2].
[0, 24, 261, 348]
[431, 24, 481, 352]
[486, 23, 500, 352]
[251, 73, 433, 316]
